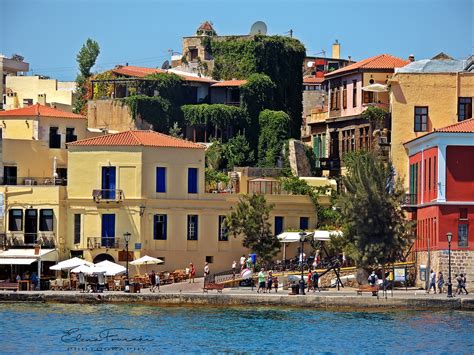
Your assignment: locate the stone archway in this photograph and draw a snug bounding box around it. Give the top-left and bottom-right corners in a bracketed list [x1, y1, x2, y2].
[93, 253, 115, 263]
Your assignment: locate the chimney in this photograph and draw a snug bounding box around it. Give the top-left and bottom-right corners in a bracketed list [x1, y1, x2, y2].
[332, 40, 340, 59]
[408, 54, 415, 62]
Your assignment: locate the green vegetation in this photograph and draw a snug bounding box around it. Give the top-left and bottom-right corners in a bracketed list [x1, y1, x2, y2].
[74, 38, 100, 114]
[121, 95, 171, 132]
[336, 152, 412, 266]
[361, 106, 389, 129]
[209, 35, 305, 138]
[225, 194, 280, 262]
[225, 134, 255, 169]
[205, 168, 230, 192]
[258, 110, 290, 167]
[92, 70, 114, 99]
[168, 122, 183, 139]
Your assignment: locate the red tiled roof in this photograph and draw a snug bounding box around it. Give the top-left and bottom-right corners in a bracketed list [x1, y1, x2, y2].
[211, 80, 247, 87]
[435, 118, 474, 133]
[68, 130, 205, 149]
[303, 76, 324, 84]
[0, 103, 84, 119]
[112, 65, 216, 83]
[198, 21, 214, 31]
[325, 54, 410, 78]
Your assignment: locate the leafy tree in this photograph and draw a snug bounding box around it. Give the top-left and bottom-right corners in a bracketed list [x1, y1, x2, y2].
[337, 152, 412, 267]
[205, 139, 226, 170]
[224, 134, 255, 168]
[258, 110, 290, 167]
[361, 106, 388, 130]
[225, 194, 280, 262]
[121, 95, 171, 132]
[169, 122, 183, 139]
[74, 38, 100, 114]
[205, 168, 230, 191]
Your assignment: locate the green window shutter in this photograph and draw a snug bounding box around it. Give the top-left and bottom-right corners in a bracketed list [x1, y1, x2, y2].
[313, 136, 320, 168]
[322, 134, 327, 158]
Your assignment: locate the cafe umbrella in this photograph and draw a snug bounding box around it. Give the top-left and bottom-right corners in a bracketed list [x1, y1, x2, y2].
[130, 255, 164, 275]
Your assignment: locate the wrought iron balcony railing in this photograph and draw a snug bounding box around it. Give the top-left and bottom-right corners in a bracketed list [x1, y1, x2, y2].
[5, 232, 56, 248]
[92, 189, 124, 202]
[87, 237, 121, 249]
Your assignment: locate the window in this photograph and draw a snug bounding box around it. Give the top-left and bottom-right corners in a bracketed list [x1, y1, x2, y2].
[458, 97, 472, 121]
[409, 163, 419, 204]
[274, 216, 284, 236]
[352, 80, 357, 107]
[188, 168, 198, 194]
[187, 215, 198, 240]
[458, 224, 468, 248]
[39, 209, 53, 231]
[300, 217, 309, 230]
[359, 126, 370, 150]
[206, 256, 214, 263]
[218, 215, 228, 241]
[189, 47, 198, 61]
[8, 209, 23, 231]
[65, 127, 77, 143]
[414, 106, 428, 132]
[335, 89, 340, 110]
[433, 156, 437, 194]
[363, 91, 374, 104]
[460, 208, 468, 220]
[23, 98, 33, 106]
[3, 166, 17, 185]
[101, 214, 115, 248]
[49, 127, 61, 148]
[342, 82, 347, 109]
[229, 89, 240, 103]
[74, 214, 81, 244]
[156, 167, 166, 193]
[153, 214, 167, 240]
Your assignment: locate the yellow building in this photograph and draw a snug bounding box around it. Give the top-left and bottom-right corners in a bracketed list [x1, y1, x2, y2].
[66, 130, 322, 274]
[390, 53, 474, 187]
[4, 75, 76, 112]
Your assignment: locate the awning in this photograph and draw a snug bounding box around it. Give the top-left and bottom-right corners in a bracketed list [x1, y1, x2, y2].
[0, 249, 58, 263]
[0, 258, 36, 265]
[361, 83, 388, 92]
[277, 230, 343, 243]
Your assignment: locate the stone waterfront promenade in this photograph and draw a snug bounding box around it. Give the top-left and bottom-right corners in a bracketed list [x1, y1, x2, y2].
[1, 278, 473, 311]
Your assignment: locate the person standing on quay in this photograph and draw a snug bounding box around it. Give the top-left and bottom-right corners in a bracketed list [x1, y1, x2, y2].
[240, 255, 246, 271]
[460, 273, 469, 295]
[428, 270, 436, 294]
[189, 263, 196, 283]
[257, 268, 266, 293]
[312, 270, 320, 292]
[232, 260, 237, 278]
[437, 271, 445, 293]
[204, 262, 210, 281]
[456, 274, 463, 295]
[266, 271, 273, 292]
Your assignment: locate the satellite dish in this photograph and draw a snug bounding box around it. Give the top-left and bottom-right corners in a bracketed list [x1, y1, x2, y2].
[250, 21, 267, 35]
[307, 61, 315, 68]
[161, 60, 170, 70]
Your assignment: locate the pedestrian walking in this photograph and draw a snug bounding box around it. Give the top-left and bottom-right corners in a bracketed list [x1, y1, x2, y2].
[240, 254, 246, 271]
[150, 270, 157, 292]
[312, 270, 320, 292]
[204, 262, 210, 282]
[266, 271, 273, 292]
[273, 276, 279, 293]
[189, 263, 196, 283]
[428, 269, 436, 294]
[456, 274, 463, 295]
[246, 255, 253, 270]
[460, 273, 469, 295]
[232, 260, 237, 278]
[307, 270, 313, 291]
[257, 268, 266, 293]
[437, 271, 444, 294]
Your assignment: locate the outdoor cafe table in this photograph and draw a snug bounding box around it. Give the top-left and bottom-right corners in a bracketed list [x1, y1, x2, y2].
[18, 280, 30, 291]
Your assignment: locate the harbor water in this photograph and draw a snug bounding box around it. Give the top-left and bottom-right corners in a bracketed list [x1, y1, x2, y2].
[1, 303, 473, 353]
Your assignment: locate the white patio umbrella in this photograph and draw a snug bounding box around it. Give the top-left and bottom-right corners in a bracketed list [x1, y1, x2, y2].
[361, 83, 388, 92]
[94, 260, 126, 276]
[50, 257, 93, 271]
[130, 255, 163, 274]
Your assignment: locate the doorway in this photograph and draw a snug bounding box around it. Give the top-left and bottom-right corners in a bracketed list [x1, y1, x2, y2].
[24, 209, 38, 245]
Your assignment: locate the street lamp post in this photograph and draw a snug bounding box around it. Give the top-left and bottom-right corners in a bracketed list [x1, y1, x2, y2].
[447, 232, 453, 298]
[123, 232, 131, 286]
[299, 231, 306, 295]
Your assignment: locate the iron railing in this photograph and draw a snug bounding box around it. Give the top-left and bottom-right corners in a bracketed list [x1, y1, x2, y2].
[401, 193, 418, 207]
[92, 189, 124, 202]
[5, 232, 56, 248]
[0, 177, 67, 186]
[87, 237, 120, 249]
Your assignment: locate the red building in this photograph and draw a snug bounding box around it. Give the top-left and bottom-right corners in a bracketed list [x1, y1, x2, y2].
[404, 118, 474, 289]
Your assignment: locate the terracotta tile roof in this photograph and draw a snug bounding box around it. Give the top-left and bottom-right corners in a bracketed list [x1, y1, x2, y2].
[112, 65, 216, 83]
[68, 130, 205, 149]
[211, 80, 247, 87]
[303, 76, 324, 84]
[198, 21, 214, 31]
[434, 118, 474, 133]
[325, 54, 410, 78]
[0, 103, 85, 119]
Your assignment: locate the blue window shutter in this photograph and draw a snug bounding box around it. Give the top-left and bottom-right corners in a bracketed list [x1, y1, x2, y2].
[275, 216, 284, 236]
[156, 167, 166, 193]
[188, 168, 198, 194]
[300, 217, 309, 230]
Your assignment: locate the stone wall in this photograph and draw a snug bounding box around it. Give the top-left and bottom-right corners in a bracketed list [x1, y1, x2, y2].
[416, 250, 474, 291]
[288, 139, 312, 177]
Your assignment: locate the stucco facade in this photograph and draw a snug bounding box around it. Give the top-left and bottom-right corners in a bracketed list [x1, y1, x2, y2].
[390, 69, 474, 187]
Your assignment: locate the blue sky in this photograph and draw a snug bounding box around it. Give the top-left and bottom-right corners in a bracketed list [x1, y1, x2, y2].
[1, 0, 472, 81]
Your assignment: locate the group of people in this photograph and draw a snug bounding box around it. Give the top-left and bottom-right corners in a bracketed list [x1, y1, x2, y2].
[256, 268, 278, 293]
[14, 272, 39, 290]
[428, 270, 468, 295]
[307, 269, 320, 292]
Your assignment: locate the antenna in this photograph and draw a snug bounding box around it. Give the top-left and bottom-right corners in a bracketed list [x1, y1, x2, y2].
[250, 21, 268, 35]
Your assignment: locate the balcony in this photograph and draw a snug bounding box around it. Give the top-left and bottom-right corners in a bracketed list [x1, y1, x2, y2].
[92, 189, 124, 203]
[0, 177, 67, 186]
[401, 193, 418, 211]
[87, 237, 121, 249]
[4, 232, 56, 248]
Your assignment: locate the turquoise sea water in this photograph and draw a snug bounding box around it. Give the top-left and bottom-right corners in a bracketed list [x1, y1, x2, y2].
[0, 303, 473, 354]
